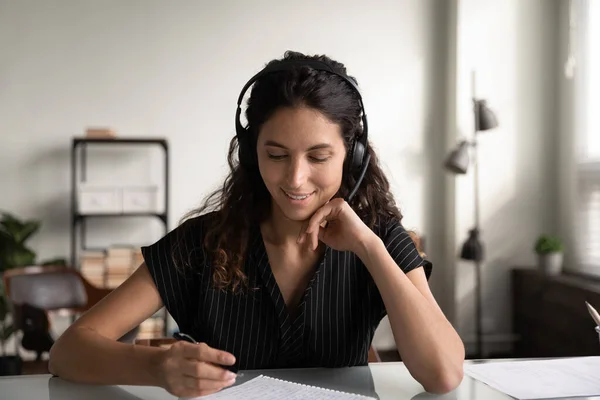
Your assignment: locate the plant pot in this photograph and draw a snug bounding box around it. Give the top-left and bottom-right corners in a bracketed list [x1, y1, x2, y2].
[0, 355, 23, 376]
[538, 252, 564, 275]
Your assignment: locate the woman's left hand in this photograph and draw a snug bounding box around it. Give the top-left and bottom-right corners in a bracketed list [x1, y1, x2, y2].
[297, 198, 377, 255]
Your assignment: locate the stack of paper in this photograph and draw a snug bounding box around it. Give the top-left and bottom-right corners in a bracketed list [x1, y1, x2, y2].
[465, 357, 600, 399]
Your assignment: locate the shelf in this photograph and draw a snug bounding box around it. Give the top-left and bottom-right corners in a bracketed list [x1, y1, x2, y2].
[71, 136, 170, 336]
[73, 137, 168, 149]
[75, 212, 167, 222]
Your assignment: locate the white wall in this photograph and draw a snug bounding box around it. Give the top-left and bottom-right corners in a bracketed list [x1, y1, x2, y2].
[0, 0, 447, 350]
[453, 0, 561, 356]
[0, 0, 566, 358]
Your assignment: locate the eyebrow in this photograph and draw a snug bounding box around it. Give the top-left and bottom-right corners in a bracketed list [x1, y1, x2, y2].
[263, 140, 333, 151]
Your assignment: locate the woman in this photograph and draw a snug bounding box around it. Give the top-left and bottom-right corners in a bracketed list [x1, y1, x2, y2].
[49, 51, 465, 397]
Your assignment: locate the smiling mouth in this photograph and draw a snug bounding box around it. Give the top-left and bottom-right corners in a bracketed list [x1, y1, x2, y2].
[282, 189, 314, 200]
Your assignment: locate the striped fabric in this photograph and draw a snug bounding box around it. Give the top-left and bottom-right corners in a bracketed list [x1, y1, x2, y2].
[141, 213, 425, 370]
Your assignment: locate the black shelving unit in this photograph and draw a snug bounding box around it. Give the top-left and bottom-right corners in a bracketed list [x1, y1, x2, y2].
[70, 137, 169, 336]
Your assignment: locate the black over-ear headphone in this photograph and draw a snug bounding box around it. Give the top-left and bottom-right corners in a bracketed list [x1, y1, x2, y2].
[235, 59, 371, 202]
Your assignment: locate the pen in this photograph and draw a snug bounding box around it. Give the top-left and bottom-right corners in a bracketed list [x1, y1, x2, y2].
[172, 332, 242, 376]
[585, 301, 600, 326]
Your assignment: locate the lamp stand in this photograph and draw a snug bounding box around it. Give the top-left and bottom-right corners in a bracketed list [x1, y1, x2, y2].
[474, 246, 483, 359]
[447, 71, 497, 359]
[472, 71, 483, 359]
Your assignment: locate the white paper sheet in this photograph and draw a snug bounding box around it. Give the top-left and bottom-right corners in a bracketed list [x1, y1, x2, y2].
[464, 357, 600, 399]
[183, 375, 376, 400]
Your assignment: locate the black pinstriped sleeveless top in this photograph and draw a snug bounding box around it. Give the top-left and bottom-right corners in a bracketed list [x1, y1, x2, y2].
[141, 212, 428, 370]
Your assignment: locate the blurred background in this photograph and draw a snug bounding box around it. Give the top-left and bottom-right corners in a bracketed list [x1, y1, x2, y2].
[1, 0, 599, 375]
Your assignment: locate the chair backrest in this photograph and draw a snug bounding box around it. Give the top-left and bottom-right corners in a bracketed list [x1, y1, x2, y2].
[3, 265, 111, 313]
[5, 268, 87, 311]
[4, 266, 87, 311]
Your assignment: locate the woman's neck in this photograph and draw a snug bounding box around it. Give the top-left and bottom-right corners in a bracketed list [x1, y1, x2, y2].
[261, 206, 306, 247]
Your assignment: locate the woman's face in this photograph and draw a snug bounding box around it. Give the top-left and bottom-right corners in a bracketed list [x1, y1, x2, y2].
[257, 106, 346, 222]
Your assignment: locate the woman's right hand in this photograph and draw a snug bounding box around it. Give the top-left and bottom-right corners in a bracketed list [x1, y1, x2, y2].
[157, 341, 238, 398]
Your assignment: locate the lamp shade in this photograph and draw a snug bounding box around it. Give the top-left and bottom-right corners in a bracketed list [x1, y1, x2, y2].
[474, 100, 498, 131]
[460, 229, 484, 261]
[444, 141, 470, 174]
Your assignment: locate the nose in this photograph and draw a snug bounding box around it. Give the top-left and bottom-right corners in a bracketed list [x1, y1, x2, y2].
[286, 156, 309, 189]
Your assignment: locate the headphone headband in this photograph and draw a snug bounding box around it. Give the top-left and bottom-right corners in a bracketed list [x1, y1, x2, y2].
[236, 60, 363, 106]
[235, 58, 370, 201]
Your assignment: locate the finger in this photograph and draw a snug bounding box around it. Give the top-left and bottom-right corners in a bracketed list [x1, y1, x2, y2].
[309, 207, 335, 250]
[182, 376, 236, 394]
[317, 224, 327, 243]
[297, 220, 309, 244]
[182, 360, 237, 381]
[312, 225, 320, 251]
[306, 204, 332, 236]
[183, 342, 236, 366]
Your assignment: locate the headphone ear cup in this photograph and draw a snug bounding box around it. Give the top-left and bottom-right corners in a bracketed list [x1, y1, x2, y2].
[237, 134, 248, 168]
[237, 129, 253, 169]
[351, 140, 366, 175]
[236, 107, 255, 168]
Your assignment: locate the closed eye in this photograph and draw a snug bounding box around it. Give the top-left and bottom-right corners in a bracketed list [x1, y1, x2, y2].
[267, 153, 287, 160]
[266, 153, 331, 162]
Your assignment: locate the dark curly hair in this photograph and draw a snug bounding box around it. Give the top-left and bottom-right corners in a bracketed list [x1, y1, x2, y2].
[183, 51, 403, 292]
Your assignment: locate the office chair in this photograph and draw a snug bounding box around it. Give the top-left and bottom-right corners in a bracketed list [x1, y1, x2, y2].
[3, 265, 137, 361]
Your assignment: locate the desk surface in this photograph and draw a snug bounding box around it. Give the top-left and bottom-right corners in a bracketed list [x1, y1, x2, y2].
[0, 359, 598, 400]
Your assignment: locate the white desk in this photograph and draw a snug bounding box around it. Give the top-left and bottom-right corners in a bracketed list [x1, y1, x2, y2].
[0, 360, 598, 400]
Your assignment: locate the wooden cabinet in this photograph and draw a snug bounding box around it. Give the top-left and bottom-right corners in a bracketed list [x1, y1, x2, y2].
[512, 268, 600, 357]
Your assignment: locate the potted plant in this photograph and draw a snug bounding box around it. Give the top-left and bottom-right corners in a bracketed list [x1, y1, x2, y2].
[0, 212, 66, 375]
[534, 234, 564, 275]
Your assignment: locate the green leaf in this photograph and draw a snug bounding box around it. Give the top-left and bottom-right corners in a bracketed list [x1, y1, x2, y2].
[0, 218, 23, 240]
[0, 213, 40, 245]
[0, 227, 15, 247]
[0, 323, 16, 341]
[0, 212, 19, 227]
[0, 295, 7, 322]
[534, 234, 564, 254]
[15, 221, 40, 244]
[6, 246, 36, 268]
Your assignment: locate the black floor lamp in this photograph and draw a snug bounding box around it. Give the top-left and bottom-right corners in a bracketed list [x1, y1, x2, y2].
[444, 72, 498, 359]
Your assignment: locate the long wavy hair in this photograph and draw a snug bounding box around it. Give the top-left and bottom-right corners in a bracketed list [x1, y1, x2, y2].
[184, 51, 404, 292]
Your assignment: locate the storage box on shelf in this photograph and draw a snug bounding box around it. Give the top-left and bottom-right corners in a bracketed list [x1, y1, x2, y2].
[122, 186, 159, 213]
[78, 184, 159, 215]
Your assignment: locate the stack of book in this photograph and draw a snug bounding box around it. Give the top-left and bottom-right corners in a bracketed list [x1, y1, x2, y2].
[133, 248, 144, 269]
[80, 246, 144, 288]
[137, 317, 165, 339]
[85, 127, 117, 138]
[80, 251, 106, 287]
[105, 246, 135, 288]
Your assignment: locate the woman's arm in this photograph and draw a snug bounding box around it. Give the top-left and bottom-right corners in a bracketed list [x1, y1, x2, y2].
[298, 199, 464, 393]
[356, 237, 465, 394]
[50, 262, 238, 397]
[48, 264, 167, 385]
